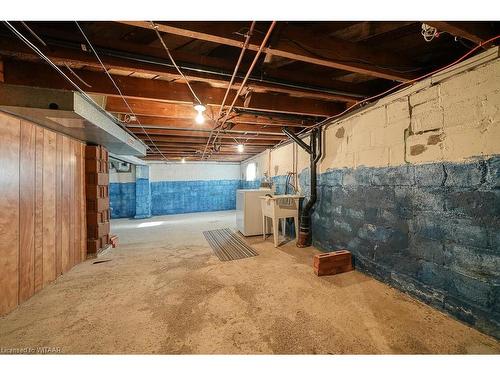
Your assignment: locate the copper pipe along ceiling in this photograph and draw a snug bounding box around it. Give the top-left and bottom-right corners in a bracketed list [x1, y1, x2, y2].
[203, 21, 277, 159]
[201, 21, 256, 158]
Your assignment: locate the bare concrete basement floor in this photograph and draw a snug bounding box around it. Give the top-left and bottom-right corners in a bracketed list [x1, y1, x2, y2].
[1, 210, 499, 354]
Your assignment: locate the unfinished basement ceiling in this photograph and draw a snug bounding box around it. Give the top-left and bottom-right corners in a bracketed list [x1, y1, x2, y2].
[0, 21, 498, 162]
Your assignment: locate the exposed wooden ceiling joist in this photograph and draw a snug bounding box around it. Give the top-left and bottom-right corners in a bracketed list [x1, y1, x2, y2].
[2, 60, 343, 117]
[105, 97, 318, 125]
[0, 34, 366, 103]
[118, 21, 418, 82]
[124, 122, 285, 135]
[137, 135, 276, 145]
[145, 143, 268, 150]
[127, 128, 286, 140]
[118, 112, 310, 128]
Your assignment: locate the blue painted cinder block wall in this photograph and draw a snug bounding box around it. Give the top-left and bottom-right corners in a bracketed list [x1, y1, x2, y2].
[134, 165, 152, 219]
[302, 156, 500, 339]
[110, 178, 264, 218]
[151, 179, 240, 215]
[240, 180, 261, 189]
[109, 182, 136, 218]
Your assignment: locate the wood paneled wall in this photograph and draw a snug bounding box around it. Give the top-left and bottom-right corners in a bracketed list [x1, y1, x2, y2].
[0, 111, 86, 315]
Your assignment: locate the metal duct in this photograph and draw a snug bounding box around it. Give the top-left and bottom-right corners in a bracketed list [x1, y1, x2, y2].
[0, 84, 147, 156]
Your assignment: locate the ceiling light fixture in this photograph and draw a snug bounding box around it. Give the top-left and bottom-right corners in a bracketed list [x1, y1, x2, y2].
[181, 157, 186, 163]
[237, 144, 244, 153]
[194, 103, 206, 125]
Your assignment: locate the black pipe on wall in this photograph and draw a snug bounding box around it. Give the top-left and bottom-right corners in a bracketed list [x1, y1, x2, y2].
[282, 127, 322, 247]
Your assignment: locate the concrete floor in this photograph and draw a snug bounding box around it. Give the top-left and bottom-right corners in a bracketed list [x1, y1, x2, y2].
[1, 210, 499, 354]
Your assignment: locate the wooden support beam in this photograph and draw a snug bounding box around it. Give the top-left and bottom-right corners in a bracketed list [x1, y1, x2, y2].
[148, 150, 257, 155]
[425, 21, 494, 45]
[124, 121, 286, 134]
[3, 60, 342, 117]
[145, 144, 268, 151]
[137, 135, 276, 145]
[143, 155, 248, 162]
[106, 97, 317, 126]
[0, 35, 363, 103]
[116, 111, 310, 128]
[118, 21, 418, 81]
[149, 145, 266, 153]
[146, 149, 255, 155]
[127, 128, 286, 140]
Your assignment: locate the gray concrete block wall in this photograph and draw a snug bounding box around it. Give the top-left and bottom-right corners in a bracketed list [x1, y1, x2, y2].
[307, 157, 500, 339]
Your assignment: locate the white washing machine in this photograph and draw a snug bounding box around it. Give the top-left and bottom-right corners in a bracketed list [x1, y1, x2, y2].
[236, 188, 272, 236]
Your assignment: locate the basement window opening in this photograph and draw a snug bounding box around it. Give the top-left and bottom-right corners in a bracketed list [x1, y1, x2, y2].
[246, 163, 257, 181]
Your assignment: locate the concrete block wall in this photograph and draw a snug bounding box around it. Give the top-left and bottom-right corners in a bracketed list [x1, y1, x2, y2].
[151, 179, 240, 215]
[150, 162, 241, 215]
[309, 158, 500, 338]
[110, 161, 247, 218]
[134, 165, 151, 219]
[109, 165, 136, 219]
[109, 182, 135, 218]
[240, 180, 261, 189]
[245, 48, 500, 339]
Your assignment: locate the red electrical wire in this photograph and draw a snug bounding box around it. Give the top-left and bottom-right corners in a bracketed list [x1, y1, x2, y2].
[275, 34, 500, 147]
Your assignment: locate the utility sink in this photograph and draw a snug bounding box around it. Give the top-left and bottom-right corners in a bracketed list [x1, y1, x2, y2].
[259, 195, 303, 247]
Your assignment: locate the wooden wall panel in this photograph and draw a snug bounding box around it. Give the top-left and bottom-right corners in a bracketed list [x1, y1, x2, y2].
[19, 121, 36, 303]
[61, 137, 70, 273]
[42, 129, 57, 286]
[0, 112, 20, 315]
[74, 142, 82, 264]
[34, 126, 44, 293]
[55, 134, 63, 276]
[0, 111, 88, 316]
[80, 143, 87, 260]
[80, 143, 87, 259]
[69, 141, 75, 268]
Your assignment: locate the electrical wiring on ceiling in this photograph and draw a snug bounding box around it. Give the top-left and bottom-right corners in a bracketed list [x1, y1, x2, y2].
[75, 21, 169, 163]
[2, 21, 139, 142]
[204, 21, 277, 160]
[421, 23, 439, 42]
[63, 62, 93, 88]
[234, 25, 423, 74]
[201, 21, 256, 160]
[275, 34, 500, 149]
[150, 21, 203, 106]
[20, 21, 47, 46]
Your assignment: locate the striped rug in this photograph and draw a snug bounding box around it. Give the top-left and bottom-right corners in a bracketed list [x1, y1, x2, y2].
[203, 228, 259, 261]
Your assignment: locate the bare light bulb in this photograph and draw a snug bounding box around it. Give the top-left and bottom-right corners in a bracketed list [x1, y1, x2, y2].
[195, 111, 205, 125]
[181, 157, 186, 163]
[237, 144, 244, 153]
[194, 103, 206, 125]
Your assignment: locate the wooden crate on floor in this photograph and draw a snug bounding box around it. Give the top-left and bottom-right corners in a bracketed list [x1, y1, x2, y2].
[313, 250, 353, 276]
